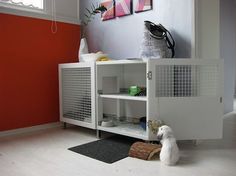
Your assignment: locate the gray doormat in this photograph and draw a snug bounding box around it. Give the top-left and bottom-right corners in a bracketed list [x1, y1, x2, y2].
[68, 135, 138, 164]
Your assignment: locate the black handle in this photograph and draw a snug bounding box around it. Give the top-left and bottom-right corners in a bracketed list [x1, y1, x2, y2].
[144, 21, 175, 58]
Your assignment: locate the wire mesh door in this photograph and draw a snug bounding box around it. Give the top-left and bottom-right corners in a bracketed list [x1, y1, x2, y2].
[147, 59, 223, 140]
[59, 63, 96, 129]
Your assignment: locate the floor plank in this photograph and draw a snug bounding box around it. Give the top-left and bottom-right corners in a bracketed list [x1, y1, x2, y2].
[1, 114, 236, 176]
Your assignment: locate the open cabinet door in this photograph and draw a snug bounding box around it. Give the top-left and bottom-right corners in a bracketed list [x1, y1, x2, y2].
[147, 59, 224, 140]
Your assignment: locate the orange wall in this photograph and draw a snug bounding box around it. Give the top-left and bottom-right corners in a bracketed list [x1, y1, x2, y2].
[0, 13, 80, 131]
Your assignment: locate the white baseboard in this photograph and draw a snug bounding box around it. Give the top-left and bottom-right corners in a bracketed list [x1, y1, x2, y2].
[0, 122, 62, 138]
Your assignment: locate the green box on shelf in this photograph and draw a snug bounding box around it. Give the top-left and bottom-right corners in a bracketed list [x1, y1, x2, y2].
[128, 86, 142, 96]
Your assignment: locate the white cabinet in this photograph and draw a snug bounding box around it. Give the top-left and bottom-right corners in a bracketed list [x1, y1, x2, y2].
[59, 59, 223, 141]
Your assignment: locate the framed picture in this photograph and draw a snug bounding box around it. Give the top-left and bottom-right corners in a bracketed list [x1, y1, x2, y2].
[101, 0, 116, 21]
[115, 0, 132, 17]
[134, 0, 153, 13]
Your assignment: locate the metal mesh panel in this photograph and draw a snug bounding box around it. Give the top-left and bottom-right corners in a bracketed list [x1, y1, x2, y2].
[156, 65, 219, 97]
[61, 67, 92, 123]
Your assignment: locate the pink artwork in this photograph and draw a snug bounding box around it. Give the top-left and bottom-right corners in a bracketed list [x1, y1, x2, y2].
[101, 0, 115, 21]
[134, 0, 153, 13]
[115, 0, 132, 17]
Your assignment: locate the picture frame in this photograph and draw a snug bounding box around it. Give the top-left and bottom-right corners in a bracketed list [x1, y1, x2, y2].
[134, 0, 153, 13]
[115, 0, 133, 17]
[101, 0, 116, 21]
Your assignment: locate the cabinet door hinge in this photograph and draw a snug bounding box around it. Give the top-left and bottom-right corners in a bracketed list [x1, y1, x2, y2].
[220, 97, 223, 103]
[147, 71, 152, 80]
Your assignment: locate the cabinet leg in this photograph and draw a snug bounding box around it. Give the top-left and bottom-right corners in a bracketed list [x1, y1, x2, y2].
[96, 130, 101, 139]
[63, 122, 67, 129]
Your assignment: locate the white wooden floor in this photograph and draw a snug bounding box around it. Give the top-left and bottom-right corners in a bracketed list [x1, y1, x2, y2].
[1, 113, 236, 176]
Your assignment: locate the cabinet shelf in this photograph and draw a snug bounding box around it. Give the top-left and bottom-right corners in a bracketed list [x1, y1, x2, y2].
[98, 122, 147, 140]
[99, 94, 147, 101]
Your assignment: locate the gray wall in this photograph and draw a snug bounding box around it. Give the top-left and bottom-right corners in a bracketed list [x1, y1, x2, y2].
[80, 0, 193, 59]
[220, 0, 236, 113]
[54, 0, 78, 20]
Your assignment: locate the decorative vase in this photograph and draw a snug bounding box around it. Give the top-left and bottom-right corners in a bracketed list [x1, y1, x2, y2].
[78, 38, 89, 61]
[140, 24, 170, 59]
